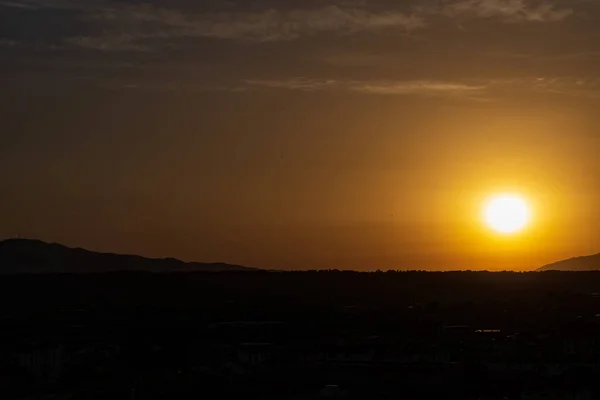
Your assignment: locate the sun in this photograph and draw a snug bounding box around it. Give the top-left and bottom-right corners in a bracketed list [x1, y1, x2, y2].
[483, 194, 531, 234]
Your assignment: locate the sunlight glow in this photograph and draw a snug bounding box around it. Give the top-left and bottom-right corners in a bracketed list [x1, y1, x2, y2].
[483, 194, 531, 234]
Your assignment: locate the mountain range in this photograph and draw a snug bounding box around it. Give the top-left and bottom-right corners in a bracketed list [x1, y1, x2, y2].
[537, 253, 600, 272]
[1, 238, 598, 273]
[0, 239, 257, 274]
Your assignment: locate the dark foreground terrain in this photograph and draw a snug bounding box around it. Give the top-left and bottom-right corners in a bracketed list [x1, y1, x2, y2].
[3, 270, 600, 399]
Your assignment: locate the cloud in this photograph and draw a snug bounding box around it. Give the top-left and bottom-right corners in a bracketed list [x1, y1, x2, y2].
[62, 1, 574, 51]
[63, 4, 427, 50]
[488, 51, 600, 60]
[64, 34, 151, 51]
[0, 1, 38, 9]
[0, 0, 94, 10]
[245, 76, 600, 100]
[0, 39, 19, 46]
[440, 0, 573, 22]
[352, 80, 487, 95]
[476, 76, 600, 99]
[2, 0, 571, 51]
[78, 4, 426, 44]
[29, 72, 598, 100]
[245, 78, 487, 97]
[526, 77, 600, 98]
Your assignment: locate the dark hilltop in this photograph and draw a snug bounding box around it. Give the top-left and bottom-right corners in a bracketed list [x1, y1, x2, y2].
[538, 253, 600, 272]
[0, 238, 258, 274]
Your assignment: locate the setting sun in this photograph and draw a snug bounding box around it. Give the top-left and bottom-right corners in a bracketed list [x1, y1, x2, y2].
[483, 194, 531, 235]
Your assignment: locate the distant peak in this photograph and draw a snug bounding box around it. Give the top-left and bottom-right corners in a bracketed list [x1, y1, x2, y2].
[538, 253, 600, 272]
[0, 239, 258, 274]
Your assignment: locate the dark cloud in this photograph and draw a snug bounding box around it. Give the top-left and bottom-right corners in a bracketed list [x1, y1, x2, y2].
[64, 34, 152, 51]
[438, 0, 573, 22]
[65, 4, 426, 50]
[1, 0, 578, 51]
[0, 38, 19, 46]
[0, 0, 597, 94]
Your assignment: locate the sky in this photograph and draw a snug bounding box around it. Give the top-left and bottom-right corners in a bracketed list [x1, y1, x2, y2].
[1, 0, 600, 271]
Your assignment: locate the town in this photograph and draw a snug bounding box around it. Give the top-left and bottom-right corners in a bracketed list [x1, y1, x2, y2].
[2, 271, 600, 399]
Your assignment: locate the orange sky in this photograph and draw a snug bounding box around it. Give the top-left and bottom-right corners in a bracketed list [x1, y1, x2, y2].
[1, 0, 600, 270]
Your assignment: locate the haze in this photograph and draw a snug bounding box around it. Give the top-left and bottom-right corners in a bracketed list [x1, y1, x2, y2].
[1, 0, 599, 271]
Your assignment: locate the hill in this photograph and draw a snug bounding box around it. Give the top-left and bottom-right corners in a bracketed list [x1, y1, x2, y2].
[0, 239, 258, 274]
[538, 253, 600, 271]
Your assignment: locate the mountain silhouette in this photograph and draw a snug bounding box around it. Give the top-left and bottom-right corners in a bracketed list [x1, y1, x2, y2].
[0, 239, 258, 274]
[537, 253, 600, 271]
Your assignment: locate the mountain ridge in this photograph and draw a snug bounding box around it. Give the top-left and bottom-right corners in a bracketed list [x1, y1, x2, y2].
[0, 239, 258, 274]
[537, 253, 600, 271]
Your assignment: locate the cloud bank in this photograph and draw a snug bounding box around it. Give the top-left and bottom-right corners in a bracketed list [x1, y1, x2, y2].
[244, 76, 600, 100]
[245, 78, 487, 97]
[49, 0, 575, 50]
[440, 0, 573, 22]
